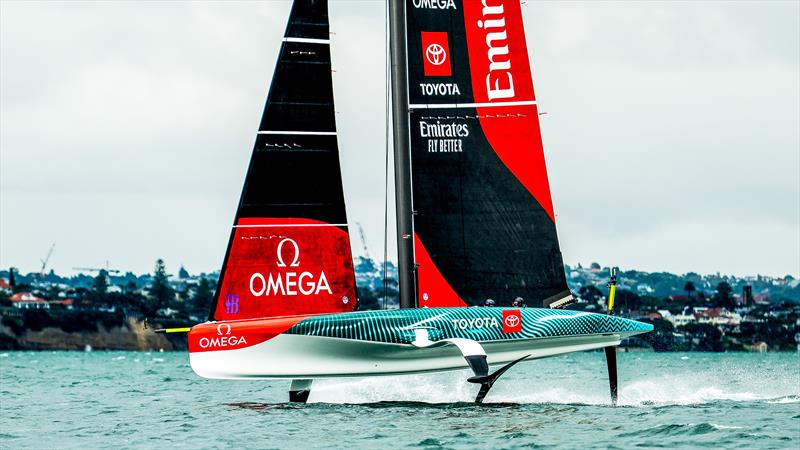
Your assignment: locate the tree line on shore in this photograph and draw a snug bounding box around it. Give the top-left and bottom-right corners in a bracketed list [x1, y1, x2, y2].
[1, 258, 798, 351]
[571, 280, 798, 351]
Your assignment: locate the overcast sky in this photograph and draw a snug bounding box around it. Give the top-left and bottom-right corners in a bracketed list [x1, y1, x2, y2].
[1, 1, 798, 278]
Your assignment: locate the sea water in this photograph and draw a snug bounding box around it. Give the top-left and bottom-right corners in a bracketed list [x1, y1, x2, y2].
[1, 351, 798, 449]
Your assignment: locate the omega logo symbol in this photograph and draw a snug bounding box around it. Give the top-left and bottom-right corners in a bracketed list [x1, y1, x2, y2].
[217, 323, 232, 336]
[276, 238, 300, 267]
[504, 314, 520, 328]
[426, 43, 447, 66]
[249, 236, 333, 297]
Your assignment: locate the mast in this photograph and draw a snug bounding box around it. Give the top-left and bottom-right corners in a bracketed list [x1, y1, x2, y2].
[389, 0, 416, 309]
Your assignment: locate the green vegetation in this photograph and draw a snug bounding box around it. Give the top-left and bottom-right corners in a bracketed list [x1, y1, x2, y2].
[0, 258, 797, 352]
[150, 259, 173, 311]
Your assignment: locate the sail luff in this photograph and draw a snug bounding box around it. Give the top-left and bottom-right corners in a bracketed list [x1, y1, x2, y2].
[389, 0, 417, 309]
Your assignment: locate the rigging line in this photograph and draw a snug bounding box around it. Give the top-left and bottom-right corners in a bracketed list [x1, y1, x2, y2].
[382, 0, 390, 311]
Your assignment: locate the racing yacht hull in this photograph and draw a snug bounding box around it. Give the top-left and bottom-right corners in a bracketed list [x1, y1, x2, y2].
[188, 308, 652, 379]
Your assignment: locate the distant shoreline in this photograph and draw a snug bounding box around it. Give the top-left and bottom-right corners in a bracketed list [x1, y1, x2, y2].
[0, 318, 187, 352]
[1, 328, 792, 353]
[2, 260, 798, 352]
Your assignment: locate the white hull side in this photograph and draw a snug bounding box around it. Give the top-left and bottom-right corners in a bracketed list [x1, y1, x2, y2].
[190, 333, 623, 379]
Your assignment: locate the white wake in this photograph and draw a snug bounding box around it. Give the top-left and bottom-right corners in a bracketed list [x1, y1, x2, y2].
[308, 354, 800, 406]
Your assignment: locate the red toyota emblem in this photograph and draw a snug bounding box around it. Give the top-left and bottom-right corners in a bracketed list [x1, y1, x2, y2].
[502, 310, 522, 333]
[421, 31, 452, 77]
[504, 315, 519, 328]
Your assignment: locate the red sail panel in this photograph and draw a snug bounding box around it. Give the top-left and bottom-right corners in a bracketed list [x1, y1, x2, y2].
[414, 234, 466, 308]
[462, 0, 554, 221]
[462, 0, 536, 103]
[213, 218, 357, 321]
[474, 104, 554, 221]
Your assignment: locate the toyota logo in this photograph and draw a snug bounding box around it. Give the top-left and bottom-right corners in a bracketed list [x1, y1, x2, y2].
[504, 315, 520, 328]
[426, 43, 447, 66]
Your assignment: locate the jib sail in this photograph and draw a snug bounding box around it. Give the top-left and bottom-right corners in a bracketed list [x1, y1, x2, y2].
[210, 0, 356, 321]
[401, 0, 571, 308]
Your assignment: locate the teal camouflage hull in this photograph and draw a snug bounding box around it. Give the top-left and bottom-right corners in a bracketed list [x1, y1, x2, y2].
[285, 307, 653, 344]
[188, 308, 653, 379]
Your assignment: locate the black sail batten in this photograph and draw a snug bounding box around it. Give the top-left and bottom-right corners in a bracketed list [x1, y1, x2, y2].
[401, 0, 571, 308]
[210, 0, 357, 322]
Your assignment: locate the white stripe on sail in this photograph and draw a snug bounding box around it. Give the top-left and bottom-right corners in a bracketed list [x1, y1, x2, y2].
[408, 100, 537, 109]
[257, 131, 337, 136]
[233, 223, 349, 228]
[282, 37, 330, 44]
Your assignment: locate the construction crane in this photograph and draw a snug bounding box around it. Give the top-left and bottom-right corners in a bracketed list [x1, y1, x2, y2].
[39, 243, 55, 279]
[356, 222, 372, 260]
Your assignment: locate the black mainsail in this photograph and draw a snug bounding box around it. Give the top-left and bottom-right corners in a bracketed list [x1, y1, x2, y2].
[210, 0, 357, 321]
[395, 0, 572, 308]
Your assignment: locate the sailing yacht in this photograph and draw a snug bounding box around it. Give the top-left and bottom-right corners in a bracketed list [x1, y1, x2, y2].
[178, 0, 652, 403]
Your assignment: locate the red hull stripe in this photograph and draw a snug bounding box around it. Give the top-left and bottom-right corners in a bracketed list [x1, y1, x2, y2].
[188, 315, 309, 353]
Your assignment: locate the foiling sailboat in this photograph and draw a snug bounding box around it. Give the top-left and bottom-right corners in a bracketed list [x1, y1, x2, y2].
[167, 0, 652, 404]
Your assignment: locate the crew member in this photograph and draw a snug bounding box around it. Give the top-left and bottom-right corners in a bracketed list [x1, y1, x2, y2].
[512, 297, 525, 308]
[483, 298, 496, 307]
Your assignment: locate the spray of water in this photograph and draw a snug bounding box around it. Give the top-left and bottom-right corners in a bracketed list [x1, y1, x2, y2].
[309, 354, 800, 406]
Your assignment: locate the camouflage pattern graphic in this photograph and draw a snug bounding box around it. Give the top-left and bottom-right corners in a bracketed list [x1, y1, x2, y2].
[285, 308, 653, 344]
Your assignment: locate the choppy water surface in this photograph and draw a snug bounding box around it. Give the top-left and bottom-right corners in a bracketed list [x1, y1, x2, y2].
[1, 351, 798, 449]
